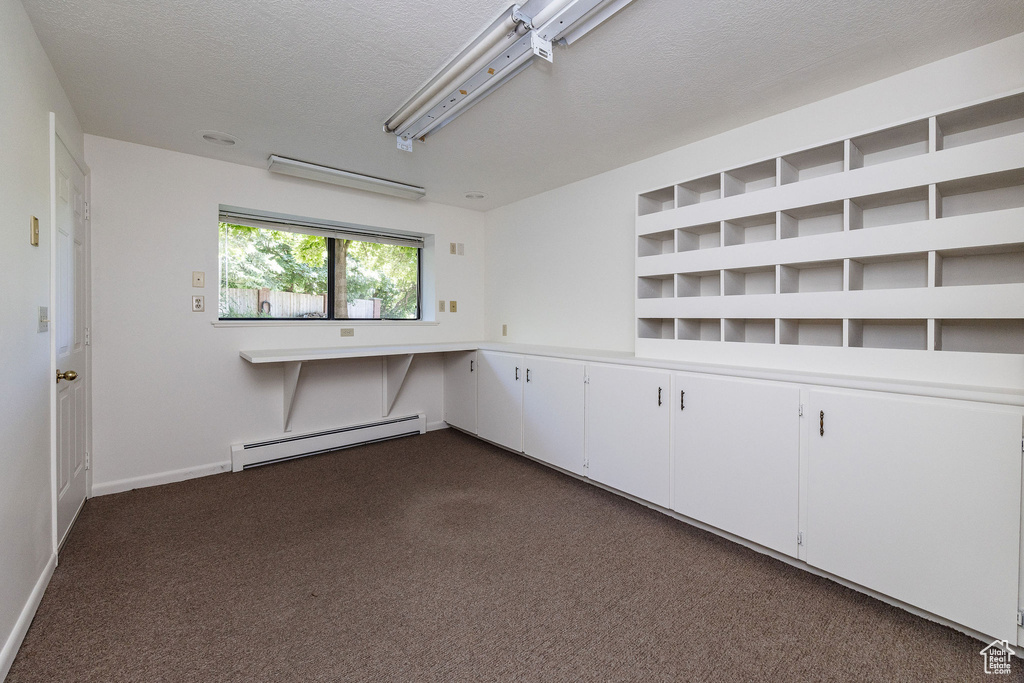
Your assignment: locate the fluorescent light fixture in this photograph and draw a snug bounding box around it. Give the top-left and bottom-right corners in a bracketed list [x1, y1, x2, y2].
[267, 155, 426, 201]
[384, 0, 635, 144]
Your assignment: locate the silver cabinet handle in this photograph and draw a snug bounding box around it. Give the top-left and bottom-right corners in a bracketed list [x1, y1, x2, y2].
[526, 368, 531, 382]
[515, 366, 520, 381]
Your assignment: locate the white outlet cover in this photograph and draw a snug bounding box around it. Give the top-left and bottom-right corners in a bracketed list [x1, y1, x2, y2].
[457, 243, 464, 255]
[449, 242, 457, 255]
[192, 295, 205, 312]
[192, 271, 205, 287]
[438, 300, 445, 312]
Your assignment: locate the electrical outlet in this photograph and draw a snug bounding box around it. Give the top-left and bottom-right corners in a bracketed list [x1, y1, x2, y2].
[192, 271, 205, 287]
[449, 300, 457, 313]
[438, 300, 445, 312]
[502, 324, 508, 336]
[339, 328, 354, 337]
[192, 295, 205, 312]
[450, 242, 457, 255]
[457, 243, 464, 255]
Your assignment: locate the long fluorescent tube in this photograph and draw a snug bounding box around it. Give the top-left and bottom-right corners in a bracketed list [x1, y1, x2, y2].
[384, 0, 636, 144]
[267, 156, 426, 200]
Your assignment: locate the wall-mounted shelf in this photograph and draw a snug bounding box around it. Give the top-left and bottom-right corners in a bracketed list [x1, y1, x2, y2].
[635, 91, 1024, 358]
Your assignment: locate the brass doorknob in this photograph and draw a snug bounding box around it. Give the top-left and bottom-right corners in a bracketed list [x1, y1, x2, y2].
[56, 370, 78, 383]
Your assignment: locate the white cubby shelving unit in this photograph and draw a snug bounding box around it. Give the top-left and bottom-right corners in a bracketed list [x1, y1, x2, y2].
[635, 91, 1024, 360]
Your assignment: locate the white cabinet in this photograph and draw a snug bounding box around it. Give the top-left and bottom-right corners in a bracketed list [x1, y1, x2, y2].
[477, 351, 523, 451]
[523, 357, 585, 475]
[443, 351, 477, 433]
[586, 364, 671, 507]
[806, 389, 1022, 640]
[671, 373, 801, 557]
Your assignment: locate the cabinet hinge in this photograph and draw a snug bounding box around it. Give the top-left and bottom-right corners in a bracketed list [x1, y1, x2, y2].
[584, 375, 590, 385]
[798, 404, 804, 417]
[797, 532, 803, 546]
[84, 327, 91, 346]
[84, 201, 90, 221]
[85, 450, 91, 471]
[1017, 610, 1023, 627]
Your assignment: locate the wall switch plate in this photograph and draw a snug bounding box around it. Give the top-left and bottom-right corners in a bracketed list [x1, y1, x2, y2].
[192, 271, 205, 287]
[38, 306, 48, 333]
[30, 217, 39, 246]
[449, 300, 457, 313]
[339, 328, 355, 337]
[438, 300, 445, 312]
[502, 324, 508, 336]
[192, 295, 204, 312]
[457, 243, 464, 255]
[450, 242, 457, 255]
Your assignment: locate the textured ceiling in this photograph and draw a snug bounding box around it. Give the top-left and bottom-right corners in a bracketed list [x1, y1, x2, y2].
[22, 0, 1024, 211]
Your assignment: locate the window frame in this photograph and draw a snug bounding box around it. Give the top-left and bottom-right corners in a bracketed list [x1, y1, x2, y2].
[218, 210, 424, 323]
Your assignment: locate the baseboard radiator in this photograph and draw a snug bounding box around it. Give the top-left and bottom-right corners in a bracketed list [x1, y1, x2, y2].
[231, 413, 426, 472]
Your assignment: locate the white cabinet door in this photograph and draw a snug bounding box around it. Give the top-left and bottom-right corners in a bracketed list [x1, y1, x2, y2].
[476, 351, 523, 451]
[586, 364, 671, 507]
[806, 389, 1022, 641]
[444, 351, 477, 433]
[672, 374, 800, 557]
[523, 357, 585, 475]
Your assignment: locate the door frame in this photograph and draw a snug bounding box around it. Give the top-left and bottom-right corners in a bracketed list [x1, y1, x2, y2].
[49, 113, 92, 554]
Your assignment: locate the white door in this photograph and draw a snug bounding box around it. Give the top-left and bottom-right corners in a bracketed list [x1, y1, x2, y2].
[586, 364, 671, 507]
[523, 357, 585, 475]
[476, 351, 523, 451]
[54, 136, 90, 547]
[671, 373, 801, 557]
[443, 351, 477, 433]
[806, 389, 1022, 641]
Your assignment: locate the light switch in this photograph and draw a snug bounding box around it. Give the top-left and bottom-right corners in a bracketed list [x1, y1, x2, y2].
[450, 242, 457, 255]
[449, 300, 457, 313]
[502, 324, 508, 336]
[30, 217, 39, 246]
[38, 306, 48, 333]
[192, 271, 205, 287]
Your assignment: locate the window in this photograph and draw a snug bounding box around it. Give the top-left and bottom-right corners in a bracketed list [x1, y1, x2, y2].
[218, 208, 421, 320]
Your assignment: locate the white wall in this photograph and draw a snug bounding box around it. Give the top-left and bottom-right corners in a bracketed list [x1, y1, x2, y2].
[87, 136, 485, 493]
[0, 0, 83, 676]
[484, 32, 1024, 381]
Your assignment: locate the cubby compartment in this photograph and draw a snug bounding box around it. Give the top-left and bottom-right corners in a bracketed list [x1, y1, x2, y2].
[638, 318, 675, 339]
[676, 222, 722, 252]
[848, 253, 928, 290]
[723, 319, 775, 344]
[779, 260, 844, 294]
[676, 175, 722, 207]
[848, 319, 927, 350]
[638, 187, 675, 216]
[676, 271, 721, 297]
[723, 267, 776, 296]
[779, 319, 843, 347]
[677, 318, 722, 341]
[723, 160, 777, 197]
[637, 230, 675, 257]
[936, 244, 1024, 287]
[848, 186, 929, 230]
[779, 142, 845, 184]
[637, 275, 674, 299]
[779, 202, 844, 239]
[936, 319, 1024, 354]
[848, 120, 929, 169]
[936, 169, 1024, 218]
[722, 213, 776, 246]
[935, 92, 1024, 150]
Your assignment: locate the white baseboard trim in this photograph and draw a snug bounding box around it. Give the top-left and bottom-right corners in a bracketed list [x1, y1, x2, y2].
[91, 461, 232, 497]
[0, 552, 56, 681]
[427, 421, 448, 432]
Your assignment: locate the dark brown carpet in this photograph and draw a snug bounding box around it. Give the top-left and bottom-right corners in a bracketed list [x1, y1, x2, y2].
[7, 429, 1015, 682]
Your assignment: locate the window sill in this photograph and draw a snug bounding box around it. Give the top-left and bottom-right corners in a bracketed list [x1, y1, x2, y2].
[212, 319, 440, 328]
